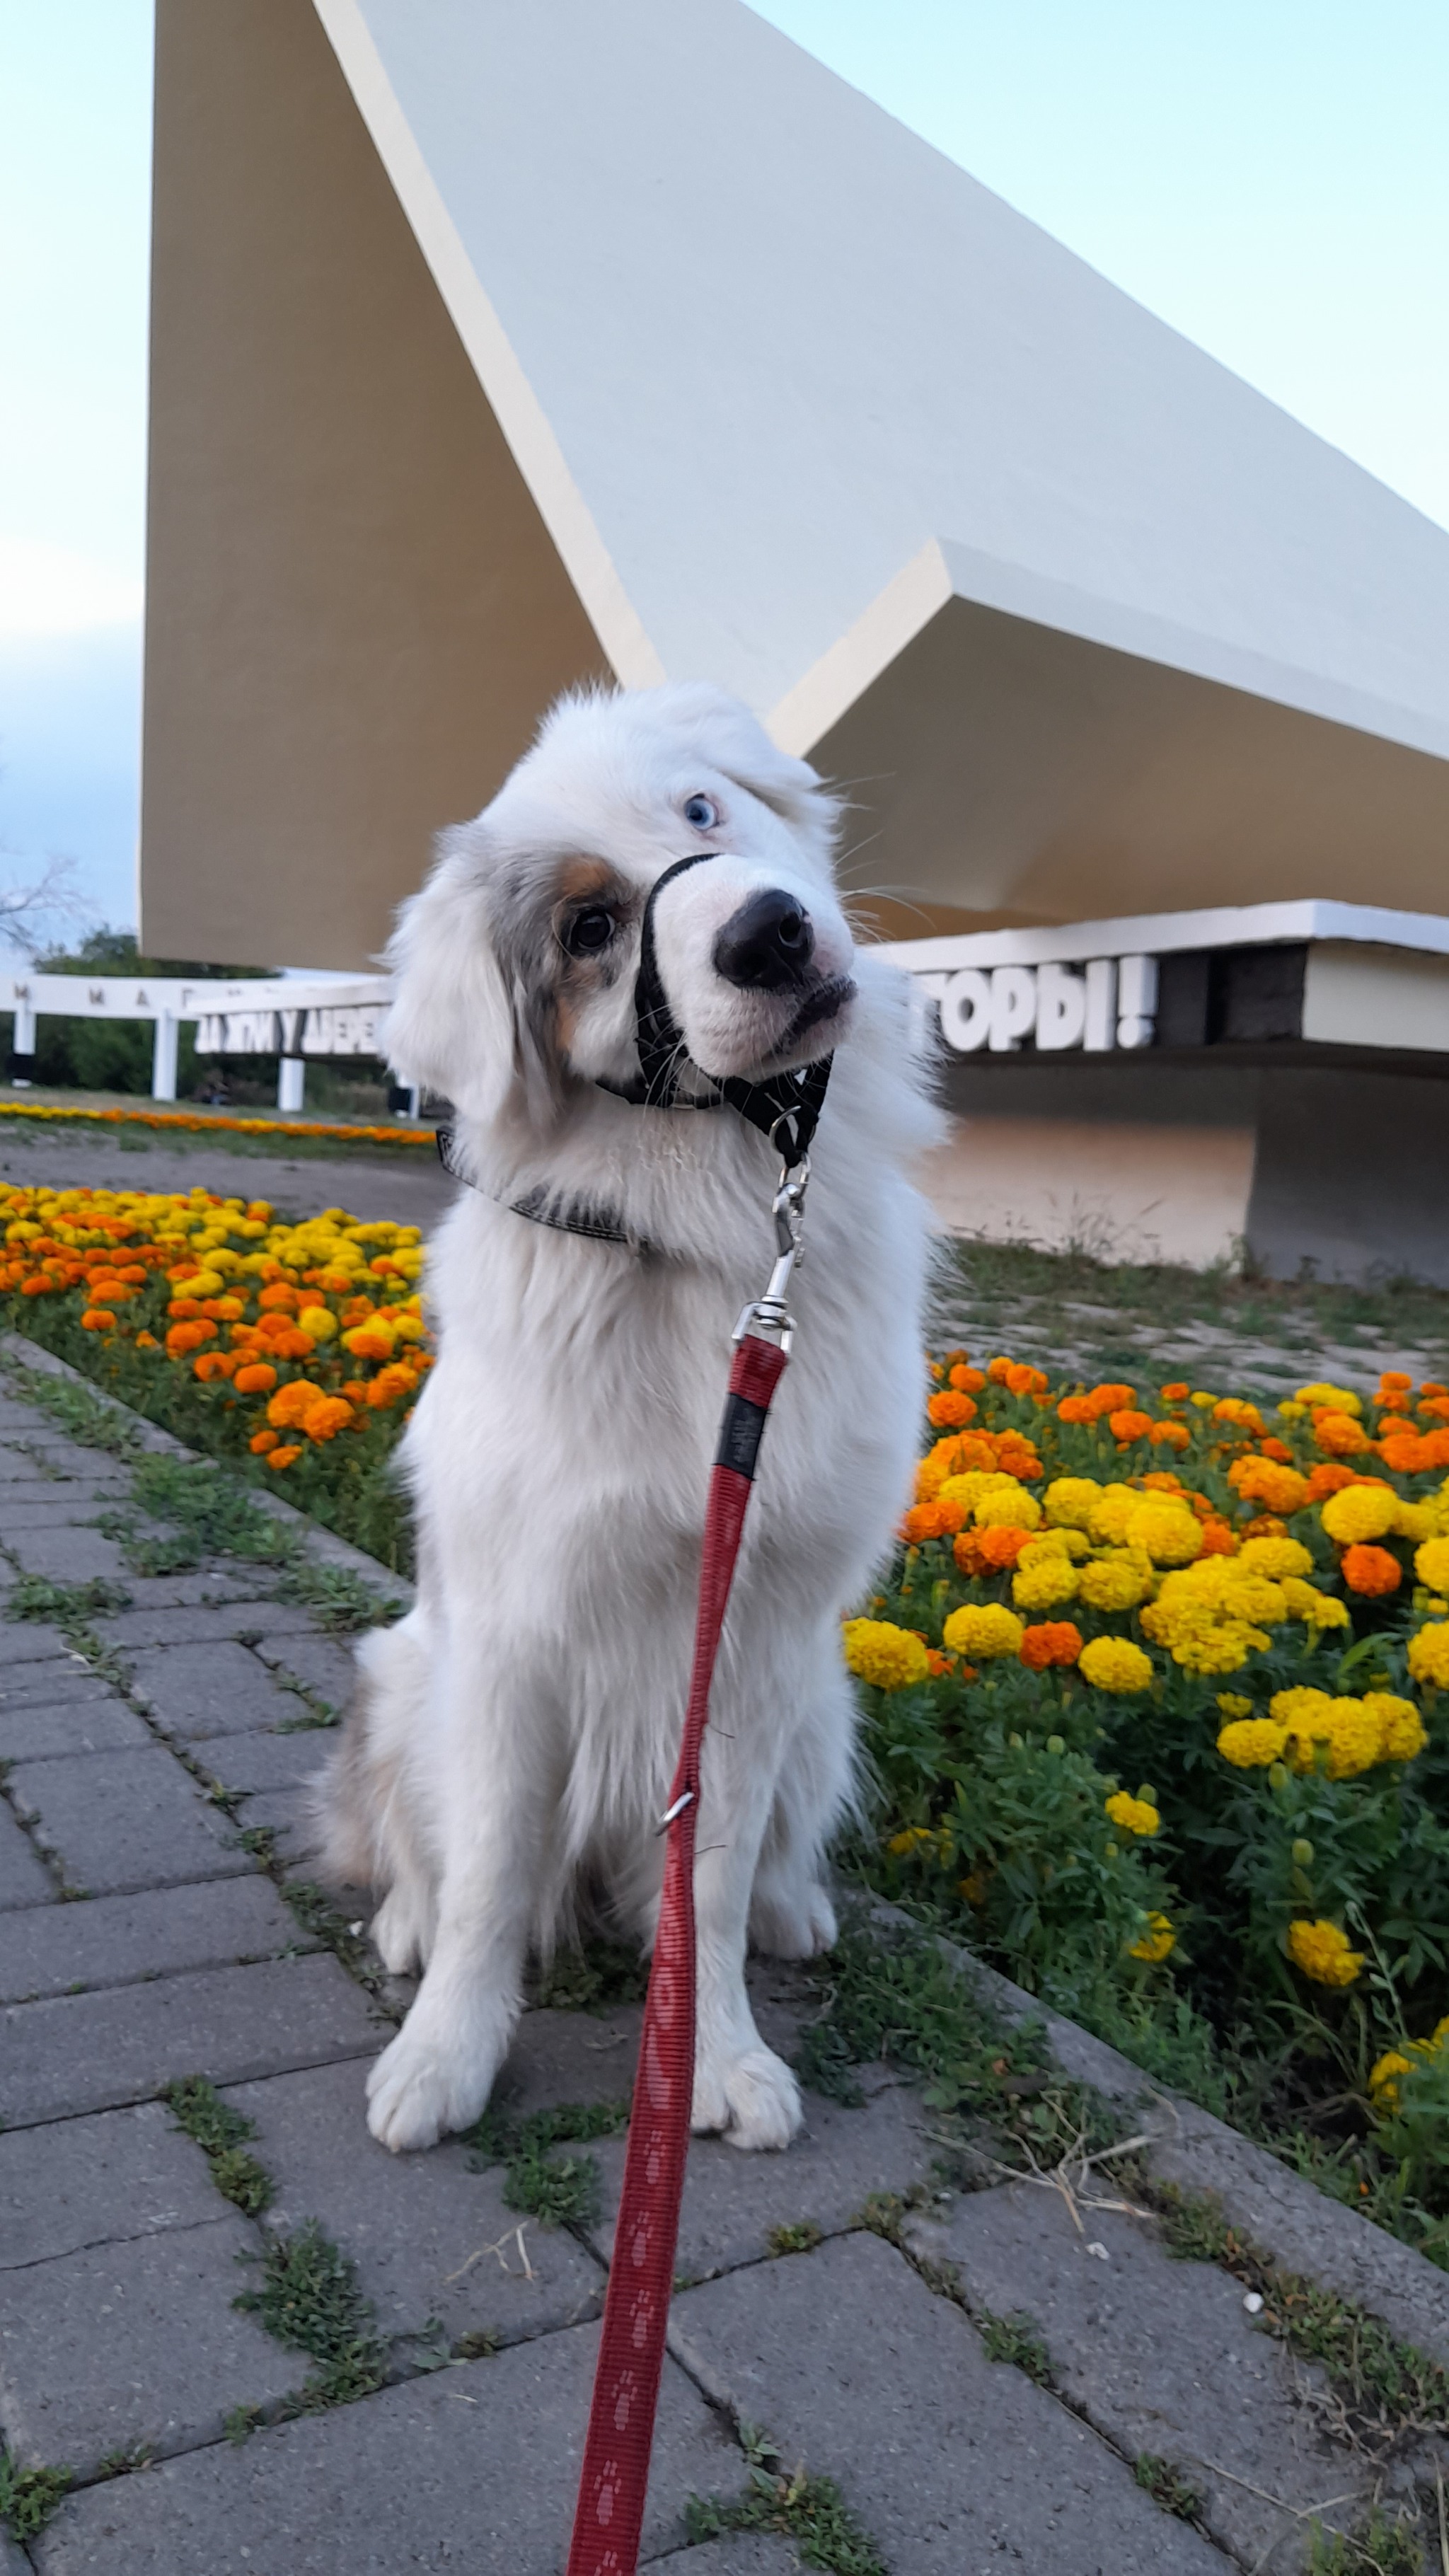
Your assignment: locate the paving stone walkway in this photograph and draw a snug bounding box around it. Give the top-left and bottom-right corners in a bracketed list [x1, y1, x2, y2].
[4, 1351, 1449, 2573]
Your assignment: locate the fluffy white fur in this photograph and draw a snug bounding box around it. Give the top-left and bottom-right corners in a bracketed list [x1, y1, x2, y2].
[318, 682, 941, 2154]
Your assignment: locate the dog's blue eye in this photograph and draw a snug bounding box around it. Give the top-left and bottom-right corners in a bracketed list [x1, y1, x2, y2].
[683, 795, 719, 830]
[562, 906, 616, 958]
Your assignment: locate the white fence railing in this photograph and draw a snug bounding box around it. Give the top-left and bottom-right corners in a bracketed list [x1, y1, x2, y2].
[0, 974, 393, 1110]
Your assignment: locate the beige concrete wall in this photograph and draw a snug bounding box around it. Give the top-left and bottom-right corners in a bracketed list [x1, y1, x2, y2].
[918, 1114, 1257, 1269]
[142, 0, 610, 970]
[1302, 943, 1449, 1053]
[819, 594, 1449, 928]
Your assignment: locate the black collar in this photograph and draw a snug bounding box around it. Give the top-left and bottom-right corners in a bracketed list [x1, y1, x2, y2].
[434, 1128, 652, 1253]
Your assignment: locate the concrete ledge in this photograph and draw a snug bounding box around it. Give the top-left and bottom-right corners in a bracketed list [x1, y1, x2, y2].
[868, 1901, 1449, 2367]
[0, 1330, 416, 1605]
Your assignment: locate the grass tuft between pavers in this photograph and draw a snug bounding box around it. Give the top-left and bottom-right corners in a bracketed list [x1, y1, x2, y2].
[688, 2423, 887, 2575]
[0, 2449, 73, 2543]
[976, 2306, 1053, 2386]
[1308, 2506, 1426, 2572]
[233, 2219, 386, 2409]
[465, 2098, 631, 2229]
[164, 2074, 273, 2217]
[1133, 2451, 1203, 2522]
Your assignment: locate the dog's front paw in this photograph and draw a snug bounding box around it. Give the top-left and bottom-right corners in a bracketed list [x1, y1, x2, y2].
[693, 2043, 803, 2153]
[365, 2004, 508, 2153]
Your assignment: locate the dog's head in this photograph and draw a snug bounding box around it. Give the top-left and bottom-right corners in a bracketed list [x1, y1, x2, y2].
[384, 683, 856, 1128]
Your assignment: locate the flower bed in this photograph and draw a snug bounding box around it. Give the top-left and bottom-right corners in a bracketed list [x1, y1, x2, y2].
[847, 1355, 1449, 2262]
[0, 1102, 434, 1146]
[0, 1182, 427, 1566]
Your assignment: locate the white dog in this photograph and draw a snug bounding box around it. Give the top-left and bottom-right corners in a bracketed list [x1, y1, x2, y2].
[319, 682, 939, 2154]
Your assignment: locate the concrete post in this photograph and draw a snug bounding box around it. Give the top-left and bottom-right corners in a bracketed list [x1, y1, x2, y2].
[278, 1057, 306, 1113]
[151, 1011, 180, 1102]
[11, 998, 36, 1086]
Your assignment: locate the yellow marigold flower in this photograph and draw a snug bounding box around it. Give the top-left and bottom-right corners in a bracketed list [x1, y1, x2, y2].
[1278, 1579, 1349, 1629]
[1236, 1536, 1314, 1581]
[942, 1602, 1024, 1660]
[1123, 1501, 1203, 1566]
[1415, 1537, 1449, 1594]
[1320, 1485, 1397, 1546]
[1078, 1636, 1154, 1694]
[1286, 1919, 1364, 1987]
[1216, 1692, 1253, 1719]
[1322, 1702, 1384, 1779]
[1128, 1912, 1175, 1963]
[1018, 1527, 1090, 1563]
[1271, 1686, 1334, 1728]
[1077, 1554, 1153, 1612]
[1043, 1477, 1102, 1530]
[1297, 1382, 1362, 1416]
[296, 1306, 339, 1343]
[1408, 1624, 1449, 1689]
[1190, 1392, 1215, 1409]
[887, 1825, 947, 1859]
[1278, 1399, 1307, 1421]
[1217, 1717, 1288, 1767]
[1087, 1485, 1144, 1547]
[1012, 1555, 1080, 1612]
[936, 1469, 1015, 1513]
[1395, 1503, 1435, 1544]
[1369, 2050, 1412, 2109]
[1362, 1692, 1428, 1762]
[973, 1486, 1042, 1532]
[1104, 1790, 1160, 1836]
[841, 1619, 930, 1692]
[1218, 1573, 1288, 1625]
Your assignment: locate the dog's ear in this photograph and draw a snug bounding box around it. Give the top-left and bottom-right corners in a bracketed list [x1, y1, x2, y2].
[383, 825, 519, 1124]
[645, 681, 841, 867]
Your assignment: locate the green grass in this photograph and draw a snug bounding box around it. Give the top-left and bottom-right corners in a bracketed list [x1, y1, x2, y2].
[0, 2449, 73, 2541]
[4, 1573, 132, 1628]
[977, 2306, 1053, 2386]
[233, 2220, 385, 2408]
[766, 2219, 823, 2256]
[1133, 2452, 1202, 2522]
[164, 2074, 273, 2217]
[465, 2098, 631, 2229]
[688, 2427, 887, 2575]
[1308, 2509, 1424, 2573]
[531, 1936, 650, 2014]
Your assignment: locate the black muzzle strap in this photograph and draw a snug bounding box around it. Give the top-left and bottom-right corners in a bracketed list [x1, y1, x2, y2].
[596, 852, 833, 1169]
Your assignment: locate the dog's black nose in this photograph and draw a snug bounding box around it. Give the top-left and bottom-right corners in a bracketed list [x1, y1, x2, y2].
[712, 889, 816, 990]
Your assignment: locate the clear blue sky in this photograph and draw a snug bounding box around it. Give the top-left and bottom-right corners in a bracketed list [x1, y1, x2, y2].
[1, 0, 1445, 932]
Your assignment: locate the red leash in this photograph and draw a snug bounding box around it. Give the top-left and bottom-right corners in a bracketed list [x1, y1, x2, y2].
[566, 1173, 807, 2576]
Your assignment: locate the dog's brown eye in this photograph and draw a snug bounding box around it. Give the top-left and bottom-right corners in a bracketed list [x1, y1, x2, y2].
[561, 906, 616, 958]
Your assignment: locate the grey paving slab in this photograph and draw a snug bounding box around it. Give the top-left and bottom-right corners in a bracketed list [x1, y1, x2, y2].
[200, 1726, 330, 1798]
[0, 1796, 54, 1909]
[1, 1953, 381, 2127]
[0, 1687, 151, 1763]
[0, 1662, 121, 1705]
[3, 1523, 132, 1582]
[493, 2002, 647, 2115]
[591, 2079, 936, 2287]
[905, 2183, 1373, 2571]
[0, 1620, 79, 1663]
[643, 2544, 800, 2574]
[0, 2100, 221, 2268]
[223, 2058, 604, 2347]
[0, 2215, 306, 2473]
[233, 1785, 324, 1862]
[98, 1601, 322, 1653]
[123, 1639, 306, 1739]
[1, 1873, 315, 2006]
[671, 2232, 1231, 2575]
[7, 1743, 250, 1895]
[34, 2323, 735, 2575]
[252, 1631, 357, 1711]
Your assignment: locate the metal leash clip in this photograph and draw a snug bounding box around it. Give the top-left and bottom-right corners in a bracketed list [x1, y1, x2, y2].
[732, 1152, 810, 1354]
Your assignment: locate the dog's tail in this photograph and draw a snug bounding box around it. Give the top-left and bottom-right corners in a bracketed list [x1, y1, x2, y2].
[310, 1610, 433, 1893]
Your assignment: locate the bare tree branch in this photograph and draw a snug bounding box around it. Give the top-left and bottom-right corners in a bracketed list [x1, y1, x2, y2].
[0, 853, 98, 959]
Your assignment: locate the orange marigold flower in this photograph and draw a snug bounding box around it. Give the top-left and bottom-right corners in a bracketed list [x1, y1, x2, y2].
[1379, 1371, 1414, 1397]
[1421, 1395, 1449, 1423]
[365, 1364, 416, 1409]
[1198, 1517, 1240, 1555]
[948, 1363, 986, 1393]
[166, 1320, 216, 1355]
[1240, 1515, 1288, 1540]
[340, 1378, 370, 1404]
[1314, 1410, 1371, 1456]
[925, 1648, 956, 1677]
[974, 1524, 1035, 1571]
[301, 1395, 354, 1443]
[1304, 1461, 1369, 1503]
[1005, 1363, 1048, 1398]
[1341, 1543, 1402, 1597]
[233, 1362, 277, 1394]
[79, 1307, 112, 1332]
[1108, 1409, 1154, 1443]
[1148, 1419, 1191, 1450]
[1056, 1394, 1095, 1424]
[1225, 1456, 1308, 1513]
[250, 1428, 279, 1453]
[986, 1357, 1014, 1382]
[192, 1353, 238, 1382]
[265, 1445, 303, 1471]
[1019, 1621, 1083, 1670]
[267, 1380, 324, 1429]
[20, 1276, 56, 1295]
[1259, 1438, 1295, 1465]
[1160, 1382, 1190, 1403]
[135, 1331, 158, 1349]
[903, 1498, 967, 1544]
[927, 1390, 978, 1429]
